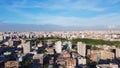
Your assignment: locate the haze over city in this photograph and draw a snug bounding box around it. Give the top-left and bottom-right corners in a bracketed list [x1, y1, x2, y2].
[0, 0, 120, 31]
[1, 0, 120, 68]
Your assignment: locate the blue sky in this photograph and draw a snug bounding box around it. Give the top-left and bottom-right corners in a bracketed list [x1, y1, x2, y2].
[0, 0, 120, 26]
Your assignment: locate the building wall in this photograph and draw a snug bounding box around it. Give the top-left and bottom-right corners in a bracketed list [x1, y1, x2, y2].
[77, 42, 86, 57]
[23, 41, 31, 54]
[116, 48, 120, 58]
[78, 57, 86, 65]
[5, 61, 19, 68]
[89, 50, 114, 62]
[55, 41, 62, 53]
[0, 35, 3, 41]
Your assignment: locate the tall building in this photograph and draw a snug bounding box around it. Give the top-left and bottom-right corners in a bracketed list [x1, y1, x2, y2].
[77, 42, 86, 57]
[116, 48, 120, 58]
[77, 42, 87, 65]
[0, 35, 3, 41]
[55, 41, 62, 53]
[67, 41, 72, 50]
[22, 40, 31, 54]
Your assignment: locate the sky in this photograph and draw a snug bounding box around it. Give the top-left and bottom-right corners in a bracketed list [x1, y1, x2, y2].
[0, 0, 120, 27]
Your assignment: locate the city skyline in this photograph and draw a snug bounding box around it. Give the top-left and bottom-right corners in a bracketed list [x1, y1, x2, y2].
[0, 0, 120, 31]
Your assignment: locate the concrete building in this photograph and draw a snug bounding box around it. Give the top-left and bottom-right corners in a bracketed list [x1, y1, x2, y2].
[0, 35, 3, 41]
[5, 61, 19, 68]
[77, 57, 86, 65]
[33, 54, 43, 68]
[96, 63, 118, 68]
[88, 50, 114, 62]
[55, 41, 62, 53]
[77, 42, 86, 66]
[65, 58, 76, 68]
[77, 42, 86, 57]
[116, 48, 120, 59]
[67, 41, 72, 50]
[22, 40, 31, 54]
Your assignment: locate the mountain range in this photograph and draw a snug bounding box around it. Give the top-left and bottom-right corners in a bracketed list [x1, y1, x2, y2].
[0, 23, 119, 31]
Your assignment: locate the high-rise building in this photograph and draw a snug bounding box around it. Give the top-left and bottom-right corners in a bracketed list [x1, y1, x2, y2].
[67, 41, 72, 50]
[0, 35, 3, 41]
[55, 41, 62, 53]
[77, 42, 87, 65]
[77, 42, 86, 57]
[22, 40, 31, 54]
[116, 48, 120, 58]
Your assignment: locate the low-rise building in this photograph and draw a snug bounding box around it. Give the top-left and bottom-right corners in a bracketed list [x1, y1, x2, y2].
[88, 50, 114, 62]
[65, 58, 76, 68]
[5, 61, 19, 68]
[96, 63, 118, 68]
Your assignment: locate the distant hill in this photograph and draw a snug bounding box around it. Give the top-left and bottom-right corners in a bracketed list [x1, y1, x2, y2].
[0, 23, 120, 31]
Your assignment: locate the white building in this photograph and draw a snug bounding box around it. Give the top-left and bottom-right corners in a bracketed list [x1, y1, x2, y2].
[77, 57, 86, 65]
[77, 42, 86, 57]
[55, 41, 62, 53]
[0, 35, 3, 41]
[37, 43, 43, 47]
[22, 40, 31, 54]
[116, 48, 120, 58]
[67, 41, 72, 50]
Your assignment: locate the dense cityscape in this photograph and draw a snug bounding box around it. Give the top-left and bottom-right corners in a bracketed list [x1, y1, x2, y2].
[0, 31, 120, 68]
[1, 0, 120, 68]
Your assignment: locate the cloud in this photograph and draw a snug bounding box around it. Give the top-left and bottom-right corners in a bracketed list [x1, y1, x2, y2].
[38, 14, 120, 26]
[0, 0, 107, 11]
[1, 0, 120, 27]
[1, 0, 120, 12]
[4, 6, 120, 26]
[22, 13, 120, 26]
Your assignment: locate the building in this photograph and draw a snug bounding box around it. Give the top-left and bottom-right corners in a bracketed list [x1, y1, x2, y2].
[5, 61, 19, 68]
[96, 63, 118, 68]
[37, 42, 43, 47]
[22, 40, 31, 54]
[77, 42, 86, 57]
[33, 54, 43, 68]
[65, 58, 76, 68]
[67, 41, 72, 50]
[77, 42, 87, 66]
[8, 39, 13, 46]
[77, 57, 86, 65]
[55, 41, 62, 53]
[33, 54, 43, 64]
[0, 35, 3, 41]
[88, 50, 114, 62]
[116, 48, 120, 59]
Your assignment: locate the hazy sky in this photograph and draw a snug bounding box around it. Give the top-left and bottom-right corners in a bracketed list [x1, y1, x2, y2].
[0, 0, 120, 26]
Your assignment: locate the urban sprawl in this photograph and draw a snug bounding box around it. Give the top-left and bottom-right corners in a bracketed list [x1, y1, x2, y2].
[0, 31, 120, 68]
